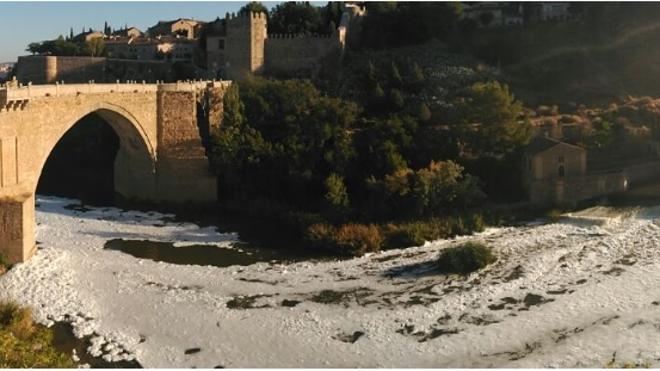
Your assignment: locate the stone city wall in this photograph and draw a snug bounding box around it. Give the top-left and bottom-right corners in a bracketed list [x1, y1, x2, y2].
[264, 34, 340, 75]
[16, 56, 177, 84]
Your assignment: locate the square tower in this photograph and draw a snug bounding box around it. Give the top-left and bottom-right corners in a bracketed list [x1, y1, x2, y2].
[224, 11, 267, 80]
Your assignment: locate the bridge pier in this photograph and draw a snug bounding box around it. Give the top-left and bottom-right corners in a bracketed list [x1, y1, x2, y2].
[0, 193, 36, 264]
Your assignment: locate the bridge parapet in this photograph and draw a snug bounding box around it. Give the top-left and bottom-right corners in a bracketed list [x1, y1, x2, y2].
[0, 80, 230, 111]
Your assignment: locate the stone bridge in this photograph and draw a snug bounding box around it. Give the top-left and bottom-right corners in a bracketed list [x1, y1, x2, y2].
[0, 80, 229, 264]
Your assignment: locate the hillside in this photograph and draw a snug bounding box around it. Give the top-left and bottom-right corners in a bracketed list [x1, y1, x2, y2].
[479, 4, 660, 107]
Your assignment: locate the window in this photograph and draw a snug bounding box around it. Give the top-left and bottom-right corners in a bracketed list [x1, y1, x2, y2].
[558, 156, 564, 163]
[558, 165, 565, 177]
[218, 39, 225, 50]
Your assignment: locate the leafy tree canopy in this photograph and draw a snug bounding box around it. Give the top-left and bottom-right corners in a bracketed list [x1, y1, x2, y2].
[239, 1, 269, 16]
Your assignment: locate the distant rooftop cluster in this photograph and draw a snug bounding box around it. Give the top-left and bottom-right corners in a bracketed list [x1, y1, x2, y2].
[462, 2, 580, 27]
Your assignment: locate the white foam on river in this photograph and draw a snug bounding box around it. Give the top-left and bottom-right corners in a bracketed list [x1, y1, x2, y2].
[3, 196, 660, 367]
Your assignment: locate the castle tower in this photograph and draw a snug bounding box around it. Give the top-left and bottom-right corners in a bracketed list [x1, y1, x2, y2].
[224, 11, 267, 80]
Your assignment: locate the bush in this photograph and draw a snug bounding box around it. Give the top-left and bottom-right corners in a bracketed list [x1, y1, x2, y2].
[305, 223, 336, 251]
[335, 224, 383, 256]
[383, 222, 428, 249]
[382, 214, 487, 250]
[437, 242, 496, 274]
[305, 223, 383, 256]
[280, 211, 326, 240]
[0, 301, 75, 368]
[324, 173, 350, 214]
[0, 253, 10, 274]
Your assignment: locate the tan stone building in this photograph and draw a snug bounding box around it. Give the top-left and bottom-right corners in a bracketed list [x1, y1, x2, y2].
[523, 136, 627, 206]
[73, 30, 105, 42]
[111, 27, 143, 39]
[523, 136, 587, 183]
[148, 18, 205, 40]
[105, 35, 195, 62]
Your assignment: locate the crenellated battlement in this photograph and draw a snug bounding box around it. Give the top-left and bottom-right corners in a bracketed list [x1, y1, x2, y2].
[226, 10, 267, 26]
[267, 33, 334, 39]
[0, 80, 230, 112]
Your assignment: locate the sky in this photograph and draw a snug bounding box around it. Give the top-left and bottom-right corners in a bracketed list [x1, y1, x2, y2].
[0, 1, 287, 63]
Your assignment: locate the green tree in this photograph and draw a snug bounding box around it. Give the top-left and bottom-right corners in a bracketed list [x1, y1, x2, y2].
[368, 160, 484, 219]
[416, 102, 432, 122]
[269, 2, 325, 35]
[210, 77, 359, 205]
[389, 62, 402, 88]
[324, 173, 350, 212]
[365, 61, 378, 89]
[460, 81, 531, 157]
[368, 83, 385, 112]
[408, 62, 425, 92]
[361, 2, 463, 49]
[239, 1, 268, 16]
[84, 38, 105, 57]
[323, 2, 343, 31]
[389, 89, 405, 111]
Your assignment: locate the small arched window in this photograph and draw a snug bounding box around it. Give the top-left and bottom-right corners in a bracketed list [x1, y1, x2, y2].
[558, 165, 565, 177]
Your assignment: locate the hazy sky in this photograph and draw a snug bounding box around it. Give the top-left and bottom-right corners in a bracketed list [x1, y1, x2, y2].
[0, 1, 287, 63]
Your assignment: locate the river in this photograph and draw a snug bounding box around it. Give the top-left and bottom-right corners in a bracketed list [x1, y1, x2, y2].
[3, 194, 660, 367]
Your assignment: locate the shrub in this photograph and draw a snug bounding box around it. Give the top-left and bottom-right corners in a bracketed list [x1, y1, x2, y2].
[382, 220, 447, 249]
[465, 213, 485, 233]
[0, 301, 75, 368]
[437, 242, 496, 274]
[281, 211, 326, 240]
[305, 223, 336, 251]
[382, 215, 487, 250]
[0, 253, 10, 274]
[324, 173, 350, 213]
[335, 224, 383, 256]
[383, 222, 428, 249]
[306, 223, 383, 256]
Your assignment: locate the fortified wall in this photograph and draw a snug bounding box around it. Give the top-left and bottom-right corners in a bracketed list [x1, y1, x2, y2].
[16, 56, 176, 84]
[207, 5, 364, 80]
[264, 34, 341, 75]
[224, 12, 267, 80]
[16, 56, 104, 84]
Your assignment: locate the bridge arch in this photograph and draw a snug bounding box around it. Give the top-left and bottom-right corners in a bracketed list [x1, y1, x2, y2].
[0, 81, 225, 265]
[33, 102, 158, 202]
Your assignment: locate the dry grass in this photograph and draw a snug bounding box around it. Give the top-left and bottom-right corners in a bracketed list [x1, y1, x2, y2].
[0, 301, 75, 368]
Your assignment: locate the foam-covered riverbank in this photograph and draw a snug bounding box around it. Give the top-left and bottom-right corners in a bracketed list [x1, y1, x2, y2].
[2, 196, 660, 367]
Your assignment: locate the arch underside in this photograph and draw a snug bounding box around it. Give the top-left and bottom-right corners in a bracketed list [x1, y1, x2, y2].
[35, 104, 158, 202]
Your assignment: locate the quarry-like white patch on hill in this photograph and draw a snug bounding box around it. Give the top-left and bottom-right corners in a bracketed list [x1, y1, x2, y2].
[3, 196, 660, 367]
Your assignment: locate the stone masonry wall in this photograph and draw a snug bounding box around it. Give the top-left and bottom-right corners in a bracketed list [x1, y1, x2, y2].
[264, 35, 339, 75]
[16, 56, 174, 84]
[156, 87, 217, 202]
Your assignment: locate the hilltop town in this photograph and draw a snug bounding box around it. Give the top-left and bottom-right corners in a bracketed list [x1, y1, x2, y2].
[9, 2, 582, 85]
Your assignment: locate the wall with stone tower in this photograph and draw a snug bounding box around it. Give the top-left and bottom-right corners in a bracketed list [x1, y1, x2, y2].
[207, 5, 365, 81]
[224, 12, 267, 80]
